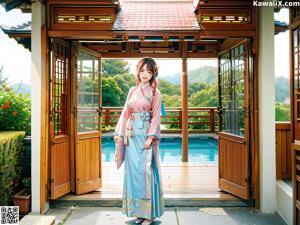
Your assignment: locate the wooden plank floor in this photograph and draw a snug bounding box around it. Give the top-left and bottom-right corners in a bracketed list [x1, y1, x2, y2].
[60, 162, 238, 200]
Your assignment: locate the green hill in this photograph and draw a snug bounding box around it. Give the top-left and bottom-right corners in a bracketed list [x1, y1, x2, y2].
[162, 66, 218, 84]
[275, 76, 290, 103]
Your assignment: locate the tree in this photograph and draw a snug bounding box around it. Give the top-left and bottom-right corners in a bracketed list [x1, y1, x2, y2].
[189, 82, 218, 107]
[188, 82, 206, 97]
[162, 94, 182, 107]
[102, 59, 130, 76]
[102, 77, 122, 106]
[0, 88, 31, 135]
[114, 74, 135, 103]
[158, 79, 181, 96]
[275, 102, 290, 121]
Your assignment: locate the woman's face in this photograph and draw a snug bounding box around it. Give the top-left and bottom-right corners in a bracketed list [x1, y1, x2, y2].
[139, 64, 153, 84]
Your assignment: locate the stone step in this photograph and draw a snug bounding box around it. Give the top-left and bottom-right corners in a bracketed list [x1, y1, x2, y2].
[50, 197, 254, 208]
[20, 213, 55, 225]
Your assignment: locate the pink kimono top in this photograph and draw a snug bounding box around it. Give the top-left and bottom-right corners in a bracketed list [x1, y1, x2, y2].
[114, 82, 162, 141]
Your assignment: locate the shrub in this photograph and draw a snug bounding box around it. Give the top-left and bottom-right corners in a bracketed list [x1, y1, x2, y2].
[0, 131, 25, 205]
[0, 84, 31, 135]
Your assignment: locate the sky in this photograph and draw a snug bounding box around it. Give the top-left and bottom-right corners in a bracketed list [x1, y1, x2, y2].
[0, 8, 31, 85]
[0, 7, 290, 85]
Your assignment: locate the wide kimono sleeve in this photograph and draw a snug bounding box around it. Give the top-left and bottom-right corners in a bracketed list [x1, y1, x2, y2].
[147, 89, 162, 140]
[114, 87, 134, 137]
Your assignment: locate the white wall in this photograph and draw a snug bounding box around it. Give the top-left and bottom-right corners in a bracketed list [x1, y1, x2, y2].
[276, 181, 293, 225]
[31, 1, 45, 213]
[258, 6, 276, 213]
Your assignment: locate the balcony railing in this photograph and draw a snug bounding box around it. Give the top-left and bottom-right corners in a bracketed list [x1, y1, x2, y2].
[102, 107, 218, 133]
[276, 122, 292, 180]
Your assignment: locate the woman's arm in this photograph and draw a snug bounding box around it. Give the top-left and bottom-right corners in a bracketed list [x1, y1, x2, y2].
[147, 89, 162, 140]
[114, 87, 134, 137]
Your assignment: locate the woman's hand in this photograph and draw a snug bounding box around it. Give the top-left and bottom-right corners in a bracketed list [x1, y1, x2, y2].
[113, 135, 119, 142]
[114, 150, 118, 163]
[114, 136, 119, 163]
[144, 137, 153, 150]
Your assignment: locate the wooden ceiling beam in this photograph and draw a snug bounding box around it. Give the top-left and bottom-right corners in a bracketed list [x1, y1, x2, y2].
[100, 51, 217, 59]
[87, 44, 123, 51]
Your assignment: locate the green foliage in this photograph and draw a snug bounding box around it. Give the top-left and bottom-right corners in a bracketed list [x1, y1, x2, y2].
[102, 77, 122, 106]
[189, 83, 218, 107]
[162, 94, 182, 107]
[158, 79, 181, 96]
[21, 177, 31, 196]
[188, 82, 207, 97]
[275, 102, 290, 121]
[0, 85, 31, 135]
[102, 59, 130, 76]
[113, 74, 135, 103]
[0, 131, 25, 206]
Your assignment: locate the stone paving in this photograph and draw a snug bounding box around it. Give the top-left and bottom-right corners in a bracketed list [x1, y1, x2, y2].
[45, 207, 288, 225]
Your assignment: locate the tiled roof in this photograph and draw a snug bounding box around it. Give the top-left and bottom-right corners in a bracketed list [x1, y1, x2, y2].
[113, 0, 200, 31]
[0, 21, 31, 50]
[0, 21, 31, 33]
[274, 20, 288, 35]
[0, 0, 31, 12]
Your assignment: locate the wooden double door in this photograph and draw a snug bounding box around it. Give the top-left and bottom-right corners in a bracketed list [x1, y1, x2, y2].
[47, 38, 253, 201]
[49, 40, 102, 199]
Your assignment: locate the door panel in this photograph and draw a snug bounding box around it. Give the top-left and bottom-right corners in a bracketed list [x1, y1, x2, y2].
[292, 23, 300, 225]
[50, 39, 71, 199]
[218, 39, 251, 200]
[74, 45, 102, 194]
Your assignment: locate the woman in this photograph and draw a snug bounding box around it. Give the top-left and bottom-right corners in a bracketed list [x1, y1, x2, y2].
[114, 58, 165, 224]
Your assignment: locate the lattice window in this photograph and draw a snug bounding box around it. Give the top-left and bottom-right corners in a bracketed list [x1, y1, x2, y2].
[50, 40, 70, 136]
[201, 15, 249, 23]
[76, 49, 100, 133]
[219, 44, 245, 136]
[57, 15, 112, 24]
[292, 6, 300, 20]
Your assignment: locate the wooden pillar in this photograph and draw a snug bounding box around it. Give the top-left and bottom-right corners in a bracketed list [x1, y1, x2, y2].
[181, 41, 188, 162]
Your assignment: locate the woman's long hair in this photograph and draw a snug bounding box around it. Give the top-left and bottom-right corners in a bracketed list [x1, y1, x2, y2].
[135, 58, 158, 95]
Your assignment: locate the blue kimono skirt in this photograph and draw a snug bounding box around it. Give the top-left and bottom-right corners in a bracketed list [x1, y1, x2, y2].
[122, 112, 165, 220]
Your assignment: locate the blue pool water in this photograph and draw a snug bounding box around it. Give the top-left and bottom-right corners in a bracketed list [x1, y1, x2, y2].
[101, 137, 218, 163]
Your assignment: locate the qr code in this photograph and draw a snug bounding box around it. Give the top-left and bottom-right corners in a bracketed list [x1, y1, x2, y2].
[0, 206, 19, 225]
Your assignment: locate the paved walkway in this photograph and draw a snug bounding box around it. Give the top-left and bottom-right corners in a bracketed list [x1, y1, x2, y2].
[45, 207, 287, 225]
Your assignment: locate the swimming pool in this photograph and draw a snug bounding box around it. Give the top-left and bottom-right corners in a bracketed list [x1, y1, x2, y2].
[101, 137, 218, 163]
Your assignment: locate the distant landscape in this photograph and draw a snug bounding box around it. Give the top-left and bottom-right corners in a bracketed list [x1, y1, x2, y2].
[11, 65, 290, 104]
[9, 61, 291, 121]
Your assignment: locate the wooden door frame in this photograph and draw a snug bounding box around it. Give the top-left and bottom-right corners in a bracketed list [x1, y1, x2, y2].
[44, 36, 260, 208]
[41, 24, 50, 214]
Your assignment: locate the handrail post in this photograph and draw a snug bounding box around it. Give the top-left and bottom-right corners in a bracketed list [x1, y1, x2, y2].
[210, 109, 215, 133]
[105, 109, 110, 126]
[179, 109, 182, 129]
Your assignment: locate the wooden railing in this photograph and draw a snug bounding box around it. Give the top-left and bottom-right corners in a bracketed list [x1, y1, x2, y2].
[276, 122, 292, 180]
[102, 107, 218, 133]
